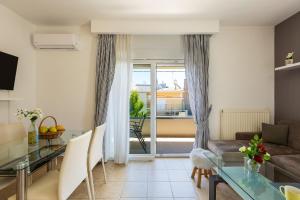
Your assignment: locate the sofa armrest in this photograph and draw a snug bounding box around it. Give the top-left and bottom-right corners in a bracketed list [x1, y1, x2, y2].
[235, 132, 262, 140]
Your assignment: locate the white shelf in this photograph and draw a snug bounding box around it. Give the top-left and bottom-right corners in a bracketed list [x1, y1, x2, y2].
[275, 62, 300, 71]
[0, 97, 23, 101]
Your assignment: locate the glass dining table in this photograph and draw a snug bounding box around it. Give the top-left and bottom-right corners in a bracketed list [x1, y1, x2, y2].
[0, 130, 84, 200]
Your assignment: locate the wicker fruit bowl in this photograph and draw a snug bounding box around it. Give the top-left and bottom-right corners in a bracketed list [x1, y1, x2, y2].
[38, 116, 65, 140]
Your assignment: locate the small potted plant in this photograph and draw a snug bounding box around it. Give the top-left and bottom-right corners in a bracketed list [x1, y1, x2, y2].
[285, 52, 294, 65]
[239, 135, 271, 172]
[17, 108, 43, 145]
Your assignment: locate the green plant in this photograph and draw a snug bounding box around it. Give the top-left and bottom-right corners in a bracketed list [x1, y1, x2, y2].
[239, 135, 271, 164]
[286, 52, 294, 59]
[130, 91, 148, 118]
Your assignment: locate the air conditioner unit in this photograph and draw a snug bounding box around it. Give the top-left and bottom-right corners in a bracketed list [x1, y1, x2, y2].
[32, 34, 79, 50]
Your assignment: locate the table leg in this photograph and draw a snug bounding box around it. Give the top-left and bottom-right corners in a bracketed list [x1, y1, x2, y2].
[16, 167, 27, 200]
[209, 175, 224, 200]
[47, 158, 57, 171]
[47, 161, 52, 171]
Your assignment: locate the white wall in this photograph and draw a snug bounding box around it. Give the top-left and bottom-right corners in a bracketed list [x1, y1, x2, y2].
[0, 14, 97, 129]
[0, 4, 36, 123]
[209, 27, 274, 139]
[36, 25, 97, 130]
[131, 35, 183, 60]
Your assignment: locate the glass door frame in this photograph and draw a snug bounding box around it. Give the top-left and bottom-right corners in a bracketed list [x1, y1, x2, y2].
[129, 59, 185, 160]
[155, 62, 191, 157]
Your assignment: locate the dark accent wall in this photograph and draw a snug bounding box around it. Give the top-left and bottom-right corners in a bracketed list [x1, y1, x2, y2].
[275, 12, 300, 122]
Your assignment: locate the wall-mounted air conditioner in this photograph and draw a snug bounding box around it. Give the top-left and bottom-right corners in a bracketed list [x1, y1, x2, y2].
[32, 34, 79, 50]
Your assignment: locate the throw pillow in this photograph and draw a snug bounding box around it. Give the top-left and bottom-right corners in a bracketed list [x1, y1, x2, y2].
[262, 123, 289, 145]
[288, 123, 300, 150]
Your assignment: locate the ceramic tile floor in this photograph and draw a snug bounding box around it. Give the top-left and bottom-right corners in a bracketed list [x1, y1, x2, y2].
[69, 158, 242, 200]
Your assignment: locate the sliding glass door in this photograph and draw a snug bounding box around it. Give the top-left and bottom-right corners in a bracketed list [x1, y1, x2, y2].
[129, 60, 195, 157]
[129, 64, 153, 155]
[156, 64, 195, 155]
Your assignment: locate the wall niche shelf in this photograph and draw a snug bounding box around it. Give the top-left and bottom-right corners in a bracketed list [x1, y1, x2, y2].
[0, 97, 23, 101]
[0, 97, 23, 122]
[275, 62, 300, 71]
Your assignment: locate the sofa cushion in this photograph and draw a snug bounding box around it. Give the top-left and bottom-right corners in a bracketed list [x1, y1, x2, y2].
[288, 124, 300, 150]
[264, 143, 300, 156]
[278, 120, 300, 150]
[208, 140, 249, 163]
[270, 154, 300, 180]
[208, 140, 300, 156]
[262, 123, 289, 145]
[208, 140, 249, 155]
[235, 132, 262, 140]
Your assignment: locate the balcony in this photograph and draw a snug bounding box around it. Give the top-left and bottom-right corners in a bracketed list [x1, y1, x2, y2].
[130, 90, 195, 154]
[130, 64, 195, 155]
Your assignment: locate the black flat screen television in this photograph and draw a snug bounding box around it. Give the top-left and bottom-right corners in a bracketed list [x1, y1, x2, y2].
[0, 51, 18, 90]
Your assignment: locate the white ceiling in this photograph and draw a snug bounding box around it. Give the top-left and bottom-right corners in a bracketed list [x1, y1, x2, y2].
[0, 0, 299, 26]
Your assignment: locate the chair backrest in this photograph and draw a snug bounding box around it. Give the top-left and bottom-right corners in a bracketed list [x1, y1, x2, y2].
[0, 123, 26, 145]
[88, 123, 106, 170]
[58, 130, 92, 200]
[130, 117, 145, 132]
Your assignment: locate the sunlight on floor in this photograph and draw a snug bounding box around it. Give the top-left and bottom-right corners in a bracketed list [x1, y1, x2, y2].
[69, 158, 241, 200]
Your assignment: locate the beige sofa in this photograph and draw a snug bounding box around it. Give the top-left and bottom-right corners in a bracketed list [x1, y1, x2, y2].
[208, 121, 300, 182]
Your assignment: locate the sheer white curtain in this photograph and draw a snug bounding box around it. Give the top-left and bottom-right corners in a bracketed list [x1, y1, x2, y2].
[105, 35, 132, 164]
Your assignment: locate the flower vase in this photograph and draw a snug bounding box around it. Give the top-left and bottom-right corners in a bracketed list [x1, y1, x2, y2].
[244, 157, 249, 170]
[247, 159, 261, 172]
[28, 120, 38, 145]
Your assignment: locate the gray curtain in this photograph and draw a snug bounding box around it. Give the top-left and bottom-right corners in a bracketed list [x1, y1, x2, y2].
[94, 34, 116, 127]
[183, 35, 212, 149]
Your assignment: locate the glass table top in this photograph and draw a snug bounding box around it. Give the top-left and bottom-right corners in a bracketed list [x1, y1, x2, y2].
[203, 152, 299, 200]
[0, 130, 83, 174]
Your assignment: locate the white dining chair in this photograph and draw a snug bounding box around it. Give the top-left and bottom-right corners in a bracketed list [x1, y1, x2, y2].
[9, 130, 93, 200]
[0, 123, 26, 199]
[88, 123, 107, 200]
[0, 123, 26, 145]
